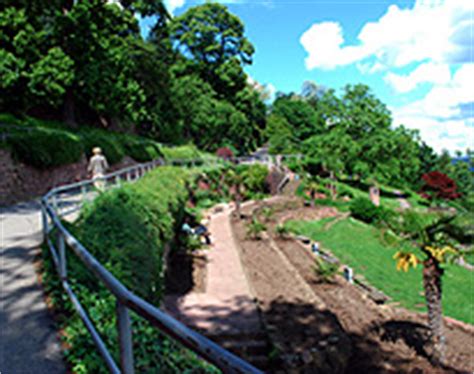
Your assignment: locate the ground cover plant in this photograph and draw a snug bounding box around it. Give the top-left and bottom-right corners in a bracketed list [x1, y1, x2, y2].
[285, 218, 473, 325]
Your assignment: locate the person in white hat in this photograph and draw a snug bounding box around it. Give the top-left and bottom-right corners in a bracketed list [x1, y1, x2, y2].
[88, 147, 109, 191]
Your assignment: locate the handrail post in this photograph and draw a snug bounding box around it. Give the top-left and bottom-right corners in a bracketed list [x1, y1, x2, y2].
[81, 185, 87, 204]
[41, 206, 49, 238]
[116, 301, 134, 374]
[53, 194, 58, 213]
[58, 231, 67, 279]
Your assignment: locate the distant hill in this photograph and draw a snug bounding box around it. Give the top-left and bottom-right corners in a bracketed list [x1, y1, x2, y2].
[452, 156, 474, 172]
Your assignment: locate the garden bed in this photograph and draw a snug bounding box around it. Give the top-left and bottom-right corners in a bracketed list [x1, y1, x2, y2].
[231, 197, 474, 373]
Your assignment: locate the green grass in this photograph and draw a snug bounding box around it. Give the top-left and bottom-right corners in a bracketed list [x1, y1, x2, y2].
[286, 218, 474, 324]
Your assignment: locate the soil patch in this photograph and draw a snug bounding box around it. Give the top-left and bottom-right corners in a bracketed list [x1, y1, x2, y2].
[231, 197, 474, 373]
[165, 250, 207, 295]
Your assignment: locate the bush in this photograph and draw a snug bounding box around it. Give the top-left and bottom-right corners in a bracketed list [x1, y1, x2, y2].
[350, 197, 392, 224]
[238, 164, 269, 194]
[8, 129, 83, 168]
[161, 144, 202, 160]
[246, 218, 266, 240]
[124, 138, 163, 163]
[421, 171, 461, 200]
[80, 130, 125, 165]
[76, 167, 190, 303]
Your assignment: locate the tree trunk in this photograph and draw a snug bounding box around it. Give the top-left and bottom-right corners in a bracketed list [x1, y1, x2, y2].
[310, 190, 315, 207]
[423, 256, 445, 365]
[63, 88, 76, 128]
[329, 170, 336, 200]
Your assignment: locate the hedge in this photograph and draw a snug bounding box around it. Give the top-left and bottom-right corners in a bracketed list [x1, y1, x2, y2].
[79, 130, 126, 165]
[41, 167, 218, 373]
[7, 129, 83, 169]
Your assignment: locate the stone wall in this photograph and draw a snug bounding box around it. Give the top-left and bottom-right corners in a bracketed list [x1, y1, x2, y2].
[0, 149, 137, 206]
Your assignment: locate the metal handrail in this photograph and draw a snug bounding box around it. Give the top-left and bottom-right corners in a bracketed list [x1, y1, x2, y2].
[42, 156, 262, 374]
[42, 154, 301, 373]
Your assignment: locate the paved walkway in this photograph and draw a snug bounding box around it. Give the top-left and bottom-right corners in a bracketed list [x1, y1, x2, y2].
[1, 201, 65, 373]
[164, 204, 261, 335]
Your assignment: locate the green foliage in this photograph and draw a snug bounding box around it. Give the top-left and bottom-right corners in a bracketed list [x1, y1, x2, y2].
[170, 3, 253, 97]
[40, 247, 217, 373]
[161, 144, 202, 160]
[275, 224, 290, 238]
[79, 130, 125, 165]
[238, 164, 269, 195]
[76, 167, 189, 303]
[349, 197, 395, 224]
[123, 138, 163, 162]
[8, 129, 83, 168]
[246, 217, 266, 240]
[26, 47, 75, 107]
[314, 257, 338, 281]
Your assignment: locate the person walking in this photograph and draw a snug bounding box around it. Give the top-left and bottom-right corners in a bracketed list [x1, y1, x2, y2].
[88, 147, 109, 191]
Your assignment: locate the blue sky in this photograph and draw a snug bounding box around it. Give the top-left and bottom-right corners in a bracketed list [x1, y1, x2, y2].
[157, 0, 473, 154]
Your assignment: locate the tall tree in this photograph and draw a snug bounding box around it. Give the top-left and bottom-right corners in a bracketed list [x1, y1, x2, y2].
[170, 3, 254, 98]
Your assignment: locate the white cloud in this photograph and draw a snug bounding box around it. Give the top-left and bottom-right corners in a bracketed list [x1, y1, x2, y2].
[384, 62, 452, 93]
[392, 64, 474, 153]
[165, 0, 185, 14]
[300, 0, 473, 71]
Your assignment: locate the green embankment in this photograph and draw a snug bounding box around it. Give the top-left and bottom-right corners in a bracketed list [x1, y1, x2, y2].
[41, 167, 218, 373]
[0, 113, 211, 169]
[286, 217, 473, 325]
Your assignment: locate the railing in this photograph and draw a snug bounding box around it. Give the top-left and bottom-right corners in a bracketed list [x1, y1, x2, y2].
[42, 154, 301, 373]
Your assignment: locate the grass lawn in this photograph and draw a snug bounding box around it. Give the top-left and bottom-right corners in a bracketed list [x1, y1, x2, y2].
[286, 217, 474, 325]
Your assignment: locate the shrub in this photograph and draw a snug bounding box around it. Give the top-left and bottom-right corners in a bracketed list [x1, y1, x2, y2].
[421, 171, 461, 200]
[161, 144, 201, 160]
[314, 257, 338, 281]
[350, 197, 384, 224]
[216, 147, 234, 159]
[238, 164, 269, 194]
[76, 167, 190, 303]
[8, 129, 83, 168]
[275, 224, 290, 239]
[338, 185, 354, 198]
[124, 138, 163, 162]
[246, 218, 266, 240]
[80, 130, 125, 165]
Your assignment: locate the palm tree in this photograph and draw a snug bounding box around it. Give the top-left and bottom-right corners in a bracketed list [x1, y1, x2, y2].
[392, 212, 458, 365]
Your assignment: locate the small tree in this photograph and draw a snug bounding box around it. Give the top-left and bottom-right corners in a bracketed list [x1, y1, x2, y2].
[391, 212, 459, 365]
[420, 171, 461, 201]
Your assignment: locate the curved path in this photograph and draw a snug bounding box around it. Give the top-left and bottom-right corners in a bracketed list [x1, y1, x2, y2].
[1, 201, 65, 373]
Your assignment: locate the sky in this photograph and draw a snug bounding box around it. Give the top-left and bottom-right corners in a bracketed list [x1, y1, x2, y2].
[156, 0, 473, 154]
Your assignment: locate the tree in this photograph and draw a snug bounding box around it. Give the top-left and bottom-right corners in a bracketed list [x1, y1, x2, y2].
[420, 171, 460, 201]
[392, 212, 459, 365]
[272, 96, 321, 141]
[170, 3, 254, 98]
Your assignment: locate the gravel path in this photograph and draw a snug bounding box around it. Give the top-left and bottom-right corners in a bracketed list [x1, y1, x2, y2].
[0, 201, 65, 373]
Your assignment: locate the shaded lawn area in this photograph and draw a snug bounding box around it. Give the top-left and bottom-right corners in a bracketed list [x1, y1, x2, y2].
[286, 217, 473, 325]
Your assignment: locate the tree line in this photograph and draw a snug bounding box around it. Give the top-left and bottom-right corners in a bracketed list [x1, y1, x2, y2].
[0, 0, 265, 153]
[1, 0, 472, 204]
